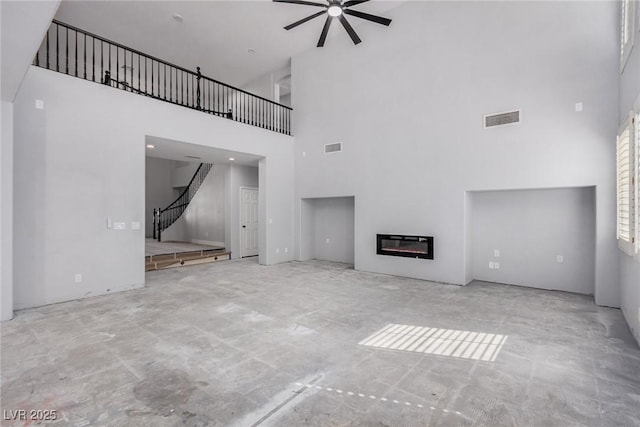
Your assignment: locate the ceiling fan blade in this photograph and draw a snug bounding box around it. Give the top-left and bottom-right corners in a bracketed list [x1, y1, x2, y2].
[273, 0, 328, 8]
[284, 10, 326, 30]
[317, 16, 333, 47]
[343, 9, 392, 26]
[338, 15, 362, 45]
[342, 0, 369, 7]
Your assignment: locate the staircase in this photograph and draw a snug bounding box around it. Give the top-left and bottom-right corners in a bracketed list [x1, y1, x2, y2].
[154, 162, 213, 241]
[145, 248, 231, 272]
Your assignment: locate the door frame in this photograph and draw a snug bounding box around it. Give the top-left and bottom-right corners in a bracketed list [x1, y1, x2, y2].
[239, 186, 259, 258]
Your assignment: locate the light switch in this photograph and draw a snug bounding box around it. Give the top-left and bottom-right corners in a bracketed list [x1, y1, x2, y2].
[35, 99, 44, 109]
[113, 222, 126, 230]
[575, 102, 583, 112]
[131, 222, 141, 230]
[494, 249, 500, 258]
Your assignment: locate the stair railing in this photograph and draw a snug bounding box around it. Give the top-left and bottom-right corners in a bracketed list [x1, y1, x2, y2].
[153, 163, 213, 241]
[33, 20, 293, 135]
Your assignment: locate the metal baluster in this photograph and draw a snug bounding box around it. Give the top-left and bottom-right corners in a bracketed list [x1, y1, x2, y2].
[151, 59, 154, 96]
[83, 33, 86, 79]
[196, 67, 201, 110]
[138, 53, 141, 92]
[116, 46, 119, 85]
[65, 27, 69, 74]
[45, 29, 50, 69]
[74, 29, 78, 77]
[186, 71, 190, 107]
[91, 38, 95, 81]
[130, 51, 133, 91]
[56, 25, 59, 71]
[164, 63, 167, 100]
[123, 48, 126, 88]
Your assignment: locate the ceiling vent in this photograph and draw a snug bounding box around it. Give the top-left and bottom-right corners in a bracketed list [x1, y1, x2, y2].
[325, 142, 342, 154]
[484, 110, 520, 128]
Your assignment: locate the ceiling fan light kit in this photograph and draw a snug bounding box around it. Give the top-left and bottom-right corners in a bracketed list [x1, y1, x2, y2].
[273, 0, 392, 47]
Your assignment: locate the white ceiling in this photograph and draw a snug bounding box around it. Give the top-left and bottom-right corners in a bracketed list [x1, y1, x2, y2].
[145, 135, 263, 167]
[54, 0, 405, 88]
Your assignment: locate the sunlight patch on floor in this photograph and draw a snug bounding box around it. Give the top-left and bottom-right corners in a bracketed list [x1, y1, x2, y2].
[359, 324, 507, 362]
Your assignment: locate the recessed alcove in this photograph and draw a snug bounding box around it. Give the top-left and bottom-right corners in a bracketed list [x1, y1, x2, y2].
[465, 187, 596, 294]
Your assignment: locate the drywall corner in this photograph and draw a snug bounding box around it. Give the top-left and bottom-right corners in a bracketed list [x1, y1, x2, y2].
[1, 100, 14, 321]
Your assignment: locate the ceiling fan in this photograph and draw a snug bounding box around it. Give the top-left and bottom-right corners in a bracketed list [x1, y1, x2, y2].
[273, 0, 392, 47]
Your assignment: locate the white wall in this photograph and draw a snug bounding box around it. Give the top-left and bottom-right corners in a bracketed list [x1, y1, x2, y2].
[1, 101, 14, 320]
[618, 0, 640, 344]
[312, 197, 355, 264]
[470, 187, 596, 294]
[13, 66, 294, 310]
[145, 157, 176, 237]
[1, 0, 60, 102]
[292, 1, 620, 306]
[162, 164, 227, 246]
[172, 161, 199, 188]
[1, 0, 60, 320]
[225, 164, 259, 259]
[242, 62, 291, 103]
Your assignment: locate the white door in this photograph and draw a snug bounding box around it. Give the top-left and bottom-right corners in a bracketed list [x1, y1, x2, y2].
[240, 187, 259, 257]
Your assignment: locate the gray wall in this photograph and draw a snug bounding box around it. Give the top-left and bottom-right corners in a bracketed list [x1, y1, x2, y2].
[145, 157, 176, 237]
[0, 0, 60, 321]
[470, 188, 596, 294]
[292, 1, 620, 307]
[300, 197, 355, 264]
[162, 164, 227, 246]
[13, 66, 294, 310]
[618, 0, 640, 344]
[1, 101, 13, 320]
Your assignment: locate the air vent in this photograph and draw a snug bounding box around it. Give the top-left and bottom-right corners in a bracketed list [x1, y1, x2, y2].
[484, 110, 520, 128]
[325, 142, 342, 153]
[185, 155, 201, 159]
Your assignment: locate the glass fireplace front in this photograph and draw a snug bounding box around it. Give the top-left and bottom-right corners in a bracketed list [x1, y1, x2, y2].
[376, 234, 434, 259]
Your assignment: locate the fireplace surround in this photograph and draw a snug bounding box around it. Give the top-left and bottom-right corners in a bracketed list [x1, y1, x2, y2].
[376, 234, 434, 259]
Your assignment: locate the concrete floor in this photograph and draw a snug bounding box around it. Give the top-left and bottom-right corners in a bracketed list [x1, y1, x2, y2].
[1, 259, 639, 426]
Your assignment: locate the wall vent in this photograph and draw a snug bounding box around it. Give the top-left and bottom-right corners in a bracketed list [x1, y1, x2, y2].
[484, 110, 520, 128]
[325, 142, 342, 153]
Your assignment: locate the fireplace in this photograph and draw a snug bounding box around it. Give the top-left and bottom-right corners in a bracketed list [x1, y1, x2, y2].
[376, 234, 434, 259]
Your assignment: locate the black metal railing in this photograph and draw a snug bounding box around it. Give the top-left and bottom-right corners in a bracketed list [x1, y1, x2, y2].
[33, 20, 292, 135]
[153, 163, 213, 241]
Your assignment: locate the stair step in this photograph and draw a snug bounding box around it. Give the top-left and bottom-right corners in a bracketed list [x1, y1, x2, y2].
[145, 251, 231, 271]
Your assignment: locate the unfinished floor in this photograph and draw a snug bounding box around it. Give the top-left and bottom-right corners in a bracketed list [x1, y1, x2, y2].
[1, 260, 639, 426]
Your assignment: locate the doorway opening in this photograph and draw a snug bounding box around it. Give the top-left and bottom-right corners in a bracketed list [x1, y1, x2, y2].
[240, 187, 259, 257]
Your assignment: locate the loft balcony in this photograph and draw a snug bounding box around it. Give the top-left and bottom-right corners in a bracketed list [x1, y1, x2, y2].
[33, 20, 292, 136]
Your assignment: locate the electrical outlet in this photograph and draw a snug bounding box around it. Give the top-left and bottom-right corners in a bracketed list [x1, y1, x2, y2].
[489, 261, 495, 269]
[557, 255, 564, 263]
[494, 249, 500, 258]
[74, 273, 82, 283]
[276, 248, 280, 254]
[494, 262, 500, 270]
[326, 238, 330, 244]
[284, 248, 288, 253]
[113, 222, 126, 230]
[131, 221, 141, 230]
